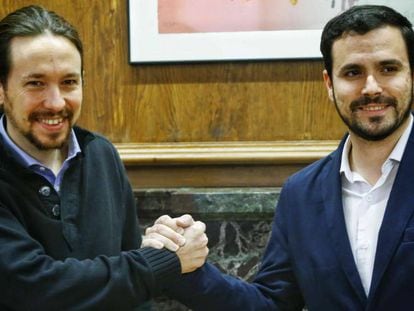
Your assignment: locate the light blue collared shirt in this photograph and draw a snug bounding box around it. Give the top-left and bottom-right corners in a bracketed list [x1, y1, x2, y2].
[0, 115, 81, 193]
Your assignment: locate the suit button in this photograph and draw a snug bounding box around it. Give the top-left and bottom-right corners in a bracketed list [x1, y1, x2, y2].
[52, 204, 60, 217]
[39, 186, 51, 197]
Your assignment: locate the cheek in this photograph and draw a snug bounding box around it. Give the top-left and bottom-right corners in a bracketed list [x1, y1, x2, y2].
[72, 97, 82, 113]
[388, 75, 412, 94]
[20, 101, 39, 119]
[9, 90, 39, 110]
[66, 91, 82, 108]
[335, 82, 359, 97]
[5, 98, 27, 117]
[333, 82, 363, 105]
[68, 94, 82, 121]
[388, 84, 412, 104]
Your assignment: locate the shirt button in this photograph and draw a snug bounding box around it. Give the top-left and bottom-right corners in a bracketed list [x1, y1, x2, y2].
[52, 204, 60, 217]
[366, 195, 373, 202]
[39, 186, 51, 197]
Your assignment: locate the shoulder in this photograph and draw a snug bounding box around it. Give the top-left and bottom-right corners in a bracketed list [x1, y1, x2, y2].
[73, 127, 125, 174]
[73, 126, 118, 155]
[279, 146, 342, 205]
[285, 137, 346, 189]
[287, 153, 334, 186]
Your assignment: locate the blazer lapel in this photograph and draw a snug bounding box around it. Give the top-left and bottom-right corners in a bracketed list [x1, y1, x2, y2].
[369, 130, 414, 299]
[321, 138, 367, 304]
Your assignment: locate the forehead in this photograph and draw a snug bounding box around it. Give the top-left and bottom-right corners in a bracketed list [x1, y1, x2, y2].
[9, 33, 81, 74]
[331, 26, 409, 71]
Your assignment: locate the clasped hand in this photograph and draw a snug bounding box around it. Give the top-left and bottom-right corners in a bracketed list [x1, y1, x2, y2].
[142, 214, 209, 273]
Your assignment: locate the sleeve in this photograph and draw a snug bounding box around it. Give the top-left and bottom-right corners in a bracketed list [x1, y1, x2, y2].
[119, 156, 143, 251]
[0, 205, 181, 311]
[106, 137, 142, 251]
[165, 179, 305, 311]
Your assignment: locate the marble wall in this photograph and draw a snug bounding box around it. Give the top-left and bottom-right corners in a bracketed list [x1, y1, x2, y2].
[136, 188, 280, 310]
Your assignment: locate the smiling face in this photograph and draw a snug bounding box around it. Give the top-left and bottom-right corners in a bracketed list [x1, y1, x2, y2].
[323, 26, 413, 141]
[0, 33, 82, 152]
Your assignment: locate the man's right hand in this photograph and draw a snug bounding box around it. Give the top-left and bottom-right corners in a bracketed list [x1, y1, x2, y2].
[176, 220, 209, 273]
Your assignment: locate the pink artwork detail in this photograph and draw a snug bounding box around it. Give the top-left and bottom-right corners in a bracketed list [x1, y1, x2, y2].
[158, 0, 359, 34]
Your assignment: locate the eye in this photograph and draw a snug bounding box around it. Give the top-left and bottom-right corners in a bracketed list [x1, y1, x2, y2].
[382, 66, 398, 74]
[25, 80, 44, 87]
[343, 69, 361, 78]
[61, 79, 81, 89]
[62, 79, 79, 86]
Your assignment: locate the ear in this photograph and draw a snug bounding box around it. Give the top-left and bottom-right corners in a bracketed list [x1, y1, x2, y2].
[323, 70, 334, 101]
[0, 83, 4, 109]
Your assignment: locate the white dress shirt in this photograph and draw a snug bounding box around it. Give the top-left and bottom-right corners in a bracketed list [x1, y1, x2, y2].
[340, 114, 413, 296]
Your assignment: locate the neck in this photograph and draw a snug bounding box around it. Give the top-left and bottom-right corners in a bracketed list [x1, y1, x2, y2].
[30, 147, 68, 175]
[348, 118, 410, 185]
[4, 119, 69, 175]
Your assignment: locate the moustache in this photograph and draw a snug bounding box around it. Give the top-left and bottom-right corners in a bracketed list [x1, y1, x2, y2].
[350, 96, 397, 111]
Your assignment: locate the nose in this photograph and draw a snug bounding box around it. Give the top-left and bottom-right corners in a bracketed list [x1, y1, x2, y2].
[362, 75, 383, 96]
[43, 86, 65, 111]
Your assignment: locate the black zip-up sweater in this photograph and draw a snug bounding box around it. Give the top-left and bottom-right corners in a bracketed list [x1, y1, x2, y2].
[0, 125, 180, 310]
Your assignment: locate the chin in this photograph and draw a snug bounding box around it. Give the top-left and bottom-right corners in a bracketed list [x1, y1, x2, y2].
[30, 133, 70, 150]
[34, 141, 66, 150]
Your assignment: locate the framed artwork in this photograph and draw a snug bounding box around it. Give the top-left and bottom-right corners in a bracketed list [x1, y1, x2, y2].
[128, 0, 414, 63]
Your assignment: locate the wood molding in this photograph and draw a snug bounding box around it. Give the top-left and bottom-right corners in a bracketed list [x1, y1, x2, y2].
[116, 140, 339, 166]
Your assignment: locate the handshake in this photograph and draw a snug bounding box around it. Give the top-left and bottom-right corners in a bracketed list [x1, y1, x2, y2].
[141, 215, 209, 273]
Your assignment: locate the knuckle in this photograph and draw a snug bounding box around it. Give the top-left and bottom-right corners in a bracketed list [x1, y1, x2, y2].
[151, 225, 160, 234]
[193, 221, 205, 232]
[152, 224, 166, 234]
[156, 215, 171, 224]
[198, 221, 207, 232]
[144, 232, 153, 239]
[181, 214, 194, 222]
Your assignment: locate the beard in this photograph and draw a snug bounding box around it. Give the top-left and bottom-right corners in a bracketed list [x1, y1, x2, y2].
[4, 102, 73, 150]
[332, 90, 413, 141]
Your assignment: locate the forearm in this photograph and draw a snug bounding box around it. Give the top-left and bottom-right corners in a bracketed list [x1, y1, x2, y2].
[0, 209, 180, 310]
[166, 263, 276, 311]
[166, 184, 305, 311]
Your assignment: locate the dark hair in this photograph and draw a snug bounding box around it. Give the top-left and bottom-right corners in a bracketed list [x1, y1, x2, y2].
[0, 5, 83, 87]
[320, 5, 414, 78]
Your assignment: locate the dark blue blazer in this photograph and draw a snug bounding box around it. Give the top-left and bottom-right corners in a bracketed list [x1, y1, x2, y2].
[169, 128, 414, 310]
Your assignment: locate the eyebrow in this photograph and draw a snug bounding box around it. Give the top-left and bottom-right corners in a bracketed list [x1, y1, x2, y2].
[21, 73, 45, 80]
[378, 59, 403, 67]
[337, 63, 361, 74]
[338, 59, 404, 73]
[21, 72, 81, 80]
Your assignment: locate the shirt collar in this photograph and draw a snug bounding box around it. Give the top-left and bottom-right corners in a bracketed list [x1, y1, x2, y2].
[340, 114, 413, 179]
[0, 115, 81, 169]
[388, 114, 413, 162]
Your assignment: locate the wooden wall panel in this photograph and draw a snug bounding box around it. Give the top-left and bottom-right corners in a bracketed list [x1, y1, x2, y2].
[0, 0, 346, 144]
[1, 1, 347, 187]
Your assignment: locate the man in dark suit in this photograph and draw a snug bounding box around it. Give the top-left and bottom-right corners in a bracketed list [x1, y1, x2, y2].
[151, 5, 414, 310]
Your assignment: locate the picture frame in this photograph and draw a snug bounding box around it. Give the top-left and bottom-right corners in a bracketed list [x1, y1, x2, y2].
[128, 0, 324, 63]
[128, 0, 413, 63]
